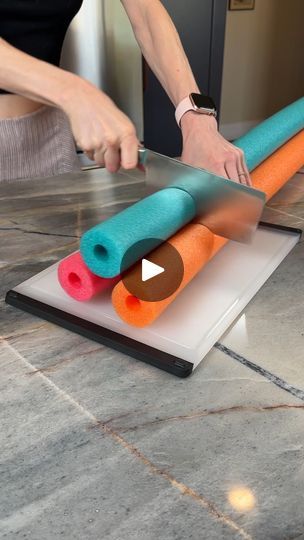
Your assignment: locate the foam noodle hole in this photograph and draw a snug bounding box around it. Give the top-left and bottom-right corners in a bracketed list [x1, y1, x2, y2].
[94, 244, 109, 261]
[125, 295, 142, 311]
[67, 272, 81, 288]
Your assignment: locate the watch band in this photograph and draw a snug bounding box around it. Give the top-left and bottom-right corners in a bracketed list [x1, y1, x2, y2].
[175, 95, 217, 127]
[175, 96, 194, 127]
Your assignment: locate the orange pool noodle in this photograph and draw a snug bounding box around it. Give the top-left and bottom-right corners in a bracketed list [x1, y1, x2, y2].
[112, 131, 304, 327]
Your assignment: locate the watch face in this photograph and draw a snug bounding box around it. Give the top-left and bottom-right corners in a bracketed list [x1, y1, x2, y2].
[190, 93, 216, 112]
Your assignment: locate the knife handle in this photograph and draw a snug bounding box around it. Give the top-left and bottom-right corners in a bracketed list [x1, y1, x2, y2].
[137, 147, 147, 172]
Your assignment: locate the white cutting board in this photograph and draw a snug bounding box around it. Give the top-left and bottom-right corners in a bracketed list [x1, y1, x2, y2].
[13, 225, 299, 369]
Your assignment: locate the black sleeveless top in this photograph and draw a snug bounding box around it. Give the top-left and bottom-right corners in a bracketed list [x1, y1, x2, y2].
[0, 0, 83, 94]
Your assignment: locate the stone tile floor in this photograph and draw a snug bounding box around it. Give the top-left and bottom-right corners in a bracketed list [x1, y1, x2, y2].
[1, 169, 304, 540]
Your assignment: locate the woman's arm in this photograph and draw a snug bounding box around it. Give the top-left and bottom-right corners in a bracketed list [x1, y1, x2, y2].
[121, 0, 251, 185]
[0, 37, 75, 106]
[0, 38, 139, 172]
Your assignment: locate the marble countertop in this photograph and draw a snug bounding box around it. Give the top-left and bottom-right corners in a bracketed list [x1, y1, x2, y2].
[1, 167, 304, 540]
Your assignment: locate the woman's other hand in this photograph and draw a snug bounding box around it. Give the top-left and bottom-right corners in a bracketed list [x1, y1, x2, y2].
[180, 112, 252, 186]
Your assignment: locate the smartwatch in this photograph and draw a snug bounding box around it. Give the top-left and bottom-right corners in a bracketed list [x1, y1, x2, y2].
[175, 93, 217, 127]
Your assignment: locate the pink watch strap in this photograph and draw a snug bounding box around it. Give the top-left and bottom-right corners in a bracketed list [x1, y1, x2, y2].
[175, 96, 193, 127]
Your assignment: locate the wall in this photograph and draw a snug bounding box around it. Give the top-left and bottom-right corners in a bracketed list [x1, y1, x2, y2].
[220, 0, 304, 139]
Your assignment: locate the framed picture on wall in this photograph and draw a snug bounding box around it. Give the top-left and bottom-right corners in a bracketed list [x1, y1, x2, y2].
[229, 0, 255, 10]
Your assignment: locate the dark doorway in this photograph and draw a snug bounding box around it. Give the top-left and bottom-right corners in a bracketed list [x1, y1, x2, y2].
[143, 0, 227, 156]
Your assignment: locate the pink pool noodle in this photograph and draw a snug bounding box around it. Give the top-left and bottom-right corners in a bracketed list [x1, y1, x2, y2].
[58, 251, 118, 301]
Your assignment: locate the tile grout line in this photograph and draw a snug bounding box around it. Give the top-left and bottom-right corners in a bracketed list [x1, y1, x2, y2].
[266, 205, 304, 222]
[0, 225, 79, 239]
[215, 343, 304, 401]
[2, 340, 252, 540]
[108, 403, 304, 434]
[0, 240, 79, 270]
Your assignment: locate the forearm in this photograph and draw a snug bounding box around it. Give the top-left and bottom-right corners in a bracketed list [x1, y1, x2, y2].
[0, 38, 140, 172]
[0, 38, 86, 108]
[121, 0, 200, 106]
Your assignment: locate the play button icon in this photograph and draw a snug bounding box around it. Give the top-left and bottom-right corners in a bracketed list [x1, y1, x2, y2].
[120, 238, 184, 302]
[142, 259, 165, 282]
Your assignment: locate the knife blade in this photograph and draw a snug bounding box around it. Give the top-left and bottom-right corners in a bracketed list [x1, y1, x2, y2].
[138, 148, 265, 243]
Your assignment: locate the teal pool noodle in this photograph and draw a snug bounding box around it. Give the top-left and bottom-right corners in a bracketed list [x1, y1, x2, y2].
[80, 188, 196, 278]
[234, 97, 304, 171]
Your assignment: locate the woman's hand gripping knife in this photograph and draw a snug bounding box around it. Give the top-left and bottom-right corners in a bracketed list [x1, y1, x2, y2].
[0, 37, 139, 172]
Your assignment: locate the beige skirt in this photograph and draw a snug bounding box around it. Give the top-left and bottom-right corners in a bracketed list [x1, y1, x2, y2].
[0, 106, 81, 181]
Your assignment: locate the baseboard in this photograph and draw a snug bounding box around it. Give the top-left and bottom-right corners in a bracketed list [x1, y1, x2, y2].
[219, 119, 262, 141]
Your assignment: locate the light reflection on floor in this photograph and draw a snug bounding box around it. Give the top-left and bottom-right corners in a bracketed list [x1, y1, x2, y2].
[228, 486, 256, 512]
